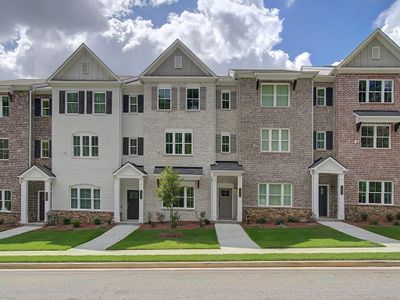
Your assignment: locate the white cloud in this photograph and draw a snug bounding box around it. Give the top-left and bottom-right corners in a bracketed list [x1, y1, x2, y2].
[285, 0, 296, 8]
[375, 0, 400, 44]
[0, 0, 312, 79]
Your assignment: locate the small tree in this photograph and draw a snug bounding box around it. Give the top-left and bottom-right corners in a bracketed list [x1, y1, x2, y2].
[157, 166, 180, 233]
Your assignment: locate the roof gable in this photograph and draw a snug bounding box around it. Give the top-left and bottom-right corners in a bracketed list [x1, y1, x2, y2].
[19, 165, 55, 181]
[309, 157, 348, 174]
[141, 39, 216, 77]
[47, 43, 120, 82]
[113, 162, 146, 178]
[339, 29, 400, 68]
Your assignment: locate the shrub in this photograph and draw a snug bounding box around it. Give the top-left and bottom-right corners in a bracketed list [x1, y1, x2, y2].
[396, 212, 400, 220]
[46, 213, 56, 226]
[360, 213, 368, 222]
[107, 218, 112, 225]
[287, 215, 297, 223]
[386, 214, 394, 223]
[93, 217, 102, 225]
[255, 217, 266, 224]
[204, 218, 211, 225]
[0, 219, 4, 225]
[171, 211, 181, 228]
[394, 221, 400, 226]
[63, 217, 71, 225]
[275, 218, 285, 226]
[72, 219, 81, 228]
[156, 212, 165, 224]
[369, 219, 379, 226]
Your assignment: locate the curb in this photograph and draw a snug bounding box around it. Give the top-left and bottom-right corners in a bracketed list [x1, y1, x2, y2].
[0, 260, 400, 269]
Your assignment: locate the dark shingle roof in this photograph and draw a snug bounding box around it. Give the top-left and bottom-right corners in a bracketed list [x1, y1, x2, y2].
[113, 162, 147, 175]
[353, 110, 400, 117]
[210, 161, 244, 171]
[154, 166, 203, 176]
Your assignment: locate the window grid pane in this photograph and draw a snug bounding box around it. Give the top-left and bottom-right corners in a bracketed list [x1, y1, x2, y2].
[158, 88, 171, 110]
[67, 93, 78, 113]
[0, 139, 9, 160]
[187, 88, 199, 110]
[2, 97, 9, 117]
[94, 93, 106, 114]
[130, 96, 137, 113]
[221, 92, 230, 109]
[130, 138, 137, 155]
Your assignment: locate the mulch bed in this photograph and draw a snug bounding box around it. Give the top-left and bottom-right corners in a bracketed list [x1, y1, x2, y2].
[44, 223, 114, 231]
[140, 221, 214, 230]
[242, 222, 320, 229]
[346, 220, 399, 227]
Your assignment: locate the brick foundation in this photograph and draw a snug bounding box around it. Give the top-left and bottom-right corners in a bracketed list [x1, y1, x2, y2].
[48, 210, 113, 224]
[345, 204, 400, 221]
[243, 207, 312, 223]
[0, 212, 19, 225]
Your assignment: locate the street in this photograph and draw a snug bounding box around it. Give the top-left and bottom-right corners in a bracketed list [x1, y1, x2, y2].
[0, 268, 400, 299]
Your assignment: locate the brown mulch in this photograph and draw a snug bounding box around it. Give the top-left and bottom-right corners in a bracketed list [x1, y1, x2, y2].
[345, 220, 399, 227]
[44, 223, 115, 231]
[140, 221, 214, 230]
[242, 222, 320, 229]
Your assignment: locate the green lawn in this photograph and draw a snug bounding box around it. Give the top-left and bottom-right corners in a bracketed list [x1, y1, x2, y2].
[362, 226, 400, 241]
[109, 228, 220, 250]
[0, 228, 107, 251]
[245, 225, 380, 248]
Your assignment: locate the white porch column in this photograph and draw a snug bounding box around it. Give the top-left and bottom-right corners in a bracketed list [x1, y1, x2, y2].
[210, 175, 217, 221]
[311, 171, 319, 219]
[113, 177, 121, 223]
[139, 178, 144, 223]
[337, 174, 345, 220]
[237, 175, 243, 222]
[20, 179, 28, 224]
[44, 180, 51, 223]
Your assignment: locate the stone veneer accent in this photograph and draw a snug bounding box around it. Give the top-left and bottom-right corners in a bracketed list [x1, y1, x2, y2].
[48, 210, 113, 224]
[0, 212, 19, 224]
[243, 207, 312, 223]
[345, 204, 400, 221]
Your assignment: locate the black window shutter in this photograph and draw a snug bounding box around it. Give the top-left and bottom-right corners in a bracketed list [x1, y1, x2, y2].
[35, 140, 41, 158]
[123, 138, 129, 155]
[34, 98, 41, 116]
[326, 131, 333, 150]
[138, 138, 144, 156]
[78, 91, 85, 114]
[313, 131, 316, 150]
[106, 91, 112, 114]
[59, 91, 65, 114]
[86, 91, 93, 114]
[49, 140, 52, 158]
[123, 95, 129, 113]
[313, 87, 316, 106]
[49, 98, 52, 116]
[326, 87, 333, 106]
[138, 95, 144, 113]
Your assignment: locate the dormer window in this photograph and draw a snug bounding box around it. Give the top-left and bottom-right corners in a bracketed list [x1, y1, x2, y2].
[82, 62, 90, 75]
[372, 47, 380, 60]
[174, 56, 182, 69]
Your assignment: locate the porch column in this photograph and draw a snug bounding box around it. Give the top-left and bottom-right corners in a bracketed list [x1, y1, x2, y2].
[337, 174, 345, 220]
[113, 177, 121, 223]
[139, 178, 144, 223]
[20, 179, 28, 224]
[311, 171, 319, 219]
[237, 175, 243, 222]
[44, 180, 51, 223]
[210, 175, 217, 221]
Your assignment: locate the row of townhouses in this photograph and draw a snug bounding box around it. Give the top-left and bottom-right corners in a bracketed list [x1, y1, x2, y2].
[0, 29, 399, 224]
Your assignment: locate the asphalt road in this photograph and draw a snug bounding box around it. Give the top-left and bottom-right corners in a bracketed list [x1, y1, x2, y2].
[1, 268, 400, 299]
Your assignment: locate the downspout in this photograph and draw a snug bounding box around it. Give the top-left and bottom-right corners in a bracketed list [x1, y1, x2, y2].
[28, 89, 32, 167]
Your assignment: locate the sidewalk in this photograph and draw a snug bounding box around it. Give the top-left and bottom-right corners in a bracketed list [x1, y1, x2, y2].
[215, 223, 260, 249]
[0, 225, 42, 240]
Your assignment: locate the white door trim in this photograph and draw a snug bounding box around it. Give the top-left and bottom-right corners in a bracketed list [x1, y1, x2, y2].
[319, 184, 330, 218]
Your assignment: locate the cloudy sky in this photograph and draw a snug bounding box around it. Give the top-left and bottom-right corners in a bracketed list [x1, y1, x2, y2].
[0, 0, 399, 79]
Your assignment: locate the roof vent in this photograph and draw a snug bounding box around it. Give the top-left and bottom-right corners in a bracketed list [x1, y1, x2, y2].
[82, 62, 90, 75]
[372, 47, 380, 60]
[174, 56, 182, 69]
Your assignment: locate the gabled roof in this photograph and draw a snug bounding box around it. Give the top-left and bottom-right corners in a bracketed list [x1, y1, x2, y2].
[140, 39, 216, 78]
[210, 161, 244, 171]
[19, 165, 56, 180]
[337, 28, 400, 68]
[47, 43, 120, 82]
[308, 156, 348, 174]
[113, 162, 147, 178]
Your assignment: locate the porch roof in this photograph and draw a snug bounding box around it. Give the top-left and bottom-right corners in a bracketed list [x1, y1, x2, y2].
[353, 110, 400, 128]
[19, 165, 55, 180]
[154, 166, 203, 176]
[308, 156, 348, 174]
[210, 161, 244, 171]
[113, 162, 147, 177]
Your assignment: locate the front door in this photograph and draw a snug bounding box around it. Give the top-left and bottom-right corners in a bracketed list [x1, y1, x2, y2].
[127, 190, 139, 220]
[38, 191, 45, 222]
[319, 185, 329, 217]
[219, 188, 232, 219]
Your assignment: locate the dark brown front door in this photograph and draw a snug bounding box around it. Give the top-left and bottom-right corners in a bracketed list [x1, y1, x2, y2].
[319, 185, 328, 217]
[127, 190, 139, 220]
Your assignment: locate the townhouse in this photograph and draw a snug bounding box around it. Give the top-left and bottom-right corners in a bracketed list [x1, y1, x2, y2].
[0, 28, 400, 224]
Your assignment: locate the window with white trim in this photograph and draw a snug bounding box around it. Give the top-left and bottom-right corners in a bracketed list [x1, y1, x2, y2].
[261, 84, 289, 107]
[158, 88, 171, 110]
[361, 125, 390, 149]
[41, 140, 49, 158]
[73, 135, 99, 157]
[359, 80, 393, 103]
[165, 130, 192, 155]
[94, 92, 106, 114]
[316, 131, 326, 150]
[221, 91, 230, 110]
[372, 47, 380, 60]
[359, 181, 393, 205]
[163, 186, 195, 209]
[41, 99, 50, 116]
[66, 92, 79, 113]
[129, 96, 137, 113]
[261, 129, 290, 152]
[1, 96, 9, 117]
[258, 183, 292, 207]
[174, 56, 182, 69]
[186, 88, 199, 110]
[221, 133, 230, 153]
[0, 138, 9, 160]
[70, 187, 100, 210]
[129, 138, 138, 156]
[0, 190, 11, 212]
[316, 88, 326, 106]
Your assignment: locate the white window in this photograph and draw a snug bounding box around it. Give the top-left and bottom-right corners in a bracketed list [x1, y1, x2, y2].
[66, 92, 79, 113]
[0, 190, 11, 212]
[94, 92, 106, 114]
[165, 130, 192, 155]
[316, 131, 326, 150]
[70, 187, 100, 210]
[221, 91, 230, 110]
[221, 133, 230, 153]
[1, 96, 10, 117]
[186, 88, 200, 110]
[359, 80, 393, 103]
[163, 186, 194, 209]
[129, 96, 137, 113]
[158, 87, 171, 110]
[261, 129, 290, 152]
[73, 135, 99, 157]
[41, 140, 49, 158]
[129, 138, 138, 156]
[41, 99, 50, 116]
[258, 183, 292, 207]
[0, 138, 9, 160]
[372, 47, 381, 60]
[361, 125, 390, 149]
[174, 56, 182, 69]
[316, 88, 326, 106]
[359, 181, 393, 205]
[261, 83, 290, 107]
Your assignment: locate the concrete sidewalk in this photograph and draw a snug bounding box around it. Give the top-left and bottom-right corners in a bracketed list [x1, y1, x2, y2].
[215, 223, 260, 249]
[74, 224, 139, 251]
[0, 225, 42, 240]
[319, 220, 400, 245]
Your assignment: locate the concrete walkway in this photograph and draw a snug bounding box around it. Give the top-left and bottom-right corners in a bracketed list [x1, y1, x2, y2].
[0, 225, 42, 240]
[74, 224, 139, 251]
[215, 223, 260, 249]
[319, 220, 400, 245]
